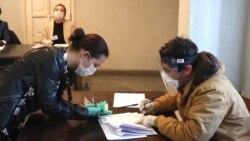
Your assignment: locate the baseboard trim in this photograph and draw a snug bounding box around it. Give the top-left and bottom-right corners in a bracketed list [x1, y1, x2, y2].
[94, 70, 160, 76]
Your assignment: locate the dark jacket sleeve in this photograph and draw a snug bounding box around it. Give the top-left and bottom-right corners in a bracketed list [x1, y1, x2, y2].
[35, 50, 89, 119]
[0, 21, 10, 44]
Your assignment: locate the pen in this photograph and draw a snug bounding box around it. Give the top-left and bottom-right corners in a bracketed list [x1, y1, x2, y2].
[117, 103, 138, 109]
[151, 96, 157, 101]
[92, 97, 96, 106]
[116, 96, 157, 109]
[141, 96, 157, 113]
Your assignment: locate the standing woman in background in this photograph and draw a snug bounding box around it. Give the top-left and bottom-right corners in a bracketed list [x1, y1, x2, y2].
[0, 7, 10, 45]
[42, 4, 75, 46]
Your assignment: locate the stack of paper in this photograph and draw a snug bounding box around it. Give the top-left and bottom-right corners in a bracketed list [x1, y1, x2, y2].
[99, 112, 157, 140]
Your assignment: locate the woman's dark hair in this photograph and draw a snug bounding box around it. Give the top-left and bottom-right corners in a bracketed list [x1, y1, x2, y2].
[69, 28, 109, 58]
[159, 37, 198, 72]
[54, 4, 66, 17]
[0, 7, 1, 15]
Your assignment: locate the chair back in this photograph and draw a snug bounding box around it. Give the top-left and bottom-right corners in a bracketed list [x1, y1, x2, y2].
[240, 91, 250, 112]
[9, 30, 21, 44]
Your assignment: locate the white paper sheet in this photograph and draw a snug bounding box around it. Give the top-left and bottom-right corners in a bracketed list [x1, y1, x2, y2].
[54, 44, 69, 48]
[32, 44, 45, 49]
[0, 45, 5, 50]
[113, 93, 145, 108]
[99, 113, 157, 140]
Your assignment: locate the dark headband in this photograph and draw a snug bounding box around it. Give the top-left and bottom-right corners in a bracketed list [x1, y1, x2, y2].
[161, 55, 197, 72]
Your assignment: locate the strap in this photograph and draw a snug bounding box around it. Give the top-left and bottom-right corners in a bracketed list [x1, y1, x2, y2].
[64, 61, 72, 102]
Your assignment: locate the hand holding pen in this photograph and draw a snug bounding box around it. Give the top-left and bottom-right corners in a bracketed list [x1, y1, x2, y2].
[139, 96, 156, 115]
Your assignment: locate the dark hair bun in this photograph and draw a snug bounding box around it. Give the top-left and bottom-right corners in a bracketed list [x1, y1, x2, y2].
[69, 28, 85, 42]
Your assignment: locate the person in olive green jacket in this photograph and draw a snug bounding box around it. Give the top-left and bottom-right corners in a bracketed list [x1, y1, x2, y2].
[137, 37, 250, 141]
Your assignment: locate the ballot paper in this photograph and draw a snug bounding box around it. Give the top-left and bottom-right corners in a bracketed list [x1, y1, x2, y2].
[0, 45, 5, 50]
[32, 44, 69, 49]
[99, 112, 157, 140]
[32, 44, 45, 49]
[54, 44, 69, 48]
[113, 93, 145, 108]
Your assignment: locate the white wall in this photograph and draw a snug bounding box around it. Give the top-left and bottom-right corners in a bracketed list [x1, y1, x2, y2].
[189, 0, 221, 55]
[242, 1, 250, 97]
[74, 0, 179, 70]
[0, 0, 26, 43]
[189, 0, 249, 91]
[217, 0, 248, 93]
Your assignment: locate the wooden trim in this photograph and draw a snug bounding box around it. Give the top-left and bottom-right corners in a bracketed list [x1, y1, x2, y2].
[93, 70, 160, 76]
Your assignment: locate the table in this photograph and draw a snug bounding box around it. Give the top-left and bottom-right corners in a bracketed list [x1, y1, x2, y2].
[16, 91, 171, 141]
[0, 44, 82, 90]
[0, 44, 33, 66]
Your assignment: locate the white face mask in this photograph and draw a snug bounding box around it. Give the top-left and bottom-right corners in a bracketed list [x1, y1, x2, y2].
[160, 71, 179, 92]
[75, 56, 96, 77]
[54, 11, 64, 20]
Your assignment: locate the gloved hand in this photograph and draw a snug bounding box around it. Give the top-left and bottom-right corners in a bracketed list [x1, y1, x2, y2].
[135, 115, 157, 127]
[44, 40, 53, 47]
[96, 101, 113, 115]
[85, 101, 112, 116]
[139, 99, 156, 114]
[86, 106, 102, 116]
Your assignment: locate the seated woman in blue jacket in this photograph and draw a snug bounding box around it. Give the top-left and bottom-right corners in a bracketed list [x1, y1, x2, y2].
[0, 28, 110, 140]
[0, 7, 10, 45]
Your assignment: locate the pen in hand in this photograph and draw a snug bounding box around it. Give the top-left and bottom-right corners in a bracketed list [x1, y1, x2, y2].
[141, 96, 157, 114]
[150, 96, 157, 102]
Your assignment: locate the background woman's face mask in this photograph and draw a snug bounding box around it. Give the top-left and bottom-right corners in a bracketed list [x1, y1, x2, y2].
[75, 54, 96, 77]
[54, 11, 64, 20]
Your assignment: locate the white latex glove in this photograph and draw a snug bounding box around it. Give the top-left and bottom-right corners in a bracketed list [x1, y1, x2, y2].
[44, 40, 53, 47]
[139, 99, 156, 114]
[135, 115, 157, 127]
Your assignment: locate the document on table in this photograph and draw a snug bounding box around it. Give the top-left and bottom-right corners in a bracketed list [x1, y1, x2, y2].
[32, 44, 69, 49]
[0, 45, 5, 50]
[99, 112, 157, 140]
[54, 44, 69, 48]
[113, 93, 145, 108]
[32, 44, 45, 48]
